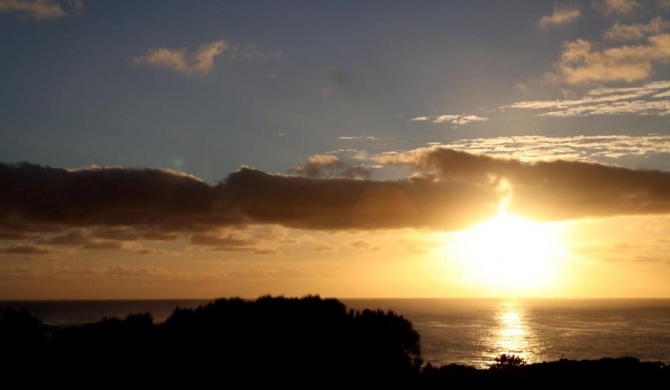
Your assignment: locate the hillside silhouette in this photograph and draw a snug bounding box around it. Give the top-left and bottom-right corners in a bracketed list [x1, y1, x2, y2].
[1, 295, 668, 388]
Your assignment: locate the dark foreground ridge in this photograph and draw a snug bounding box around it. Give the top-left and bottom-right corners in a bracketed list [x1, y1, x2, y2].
[2, 295, 668, 388]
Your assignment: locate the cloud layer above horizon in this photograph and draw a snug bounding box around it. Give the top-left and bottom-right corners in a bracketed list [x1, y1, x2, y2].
[3, 149, 670, 252]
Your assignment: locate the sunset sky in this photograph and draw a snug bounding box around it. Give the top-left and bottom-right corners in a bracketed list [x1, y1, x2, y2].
[2, 0, 670, 300]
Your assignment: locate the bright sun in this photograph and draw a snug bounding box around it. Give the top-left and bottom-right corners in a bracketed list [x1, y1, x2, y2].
[453, 197, 568, 295]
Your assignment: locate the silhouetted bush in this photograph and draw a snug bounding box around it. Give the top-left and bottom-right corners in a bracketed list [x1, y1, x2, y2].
[492, 353, 527, 369]
[3, 297, 669, 388]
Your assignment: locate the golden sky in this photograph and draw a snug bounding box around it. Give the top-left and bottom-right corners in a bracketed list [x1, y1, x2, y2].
[2, 0, 670, 299]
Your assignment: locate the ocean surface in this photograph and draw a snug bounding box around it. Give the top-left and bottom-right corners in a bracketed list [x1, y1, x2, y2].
[1, 298, 668, 369]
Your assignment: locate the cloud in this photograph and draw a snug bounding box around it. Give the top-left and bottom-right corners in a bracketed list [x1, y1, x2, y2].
[229, 43, 285, 60]
[557, 34, 670, 84]
[134, 40, 230, 76]
[598, 0, 641, 16]
[103, 264, 172, 278]
[338, 136, 379, 141]
[379, 146, 670, 221]
[69, 0, 83, 14]
[322, 67, 353, 94]
[38, 230, 123, 250]
[6, 150, 670, 239]
[509, 80, 670, 116]
[191, 233, 257, 251]
[604, 17, 670, 41]
[0, 162, 238, 234]
[314, 244, 336, 252]
[288, 154, 371, 180]
[223, 167, 499, 231]
[0, 0, 67, 20]
[0, 243, 52, 255]
[538, 4, 581, 29]
[437, 134, 670, 163]
[347, 239, 380, 252]
[411, 114, 488, 126]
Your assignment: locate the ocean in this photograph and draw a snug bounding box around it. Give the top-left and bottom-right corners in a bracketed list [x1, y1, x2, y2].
[2, 298, 668, 369]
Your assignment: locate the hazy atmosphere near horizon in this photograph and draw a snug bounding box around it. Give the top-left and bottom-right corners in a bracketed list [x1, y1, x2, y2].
[2, 0, 670, 300]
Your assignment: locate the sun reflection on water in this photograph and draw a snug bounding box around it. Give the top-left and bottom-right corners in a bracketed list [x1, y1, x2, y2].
[484, 301, 537, 367]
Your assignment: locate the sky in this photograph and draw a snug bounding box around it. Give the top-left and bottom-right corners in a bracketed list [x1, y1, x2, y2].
[2, 0, 670, 300]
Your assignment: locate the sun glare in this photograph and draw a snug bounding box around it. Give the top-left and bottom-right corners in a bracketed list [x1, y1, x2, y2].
[453, 197, 568, 295]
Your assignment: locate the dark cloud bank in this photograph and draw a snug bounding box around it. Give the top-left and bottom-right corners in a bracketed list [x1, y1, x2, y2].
[2, 149, 670, 240]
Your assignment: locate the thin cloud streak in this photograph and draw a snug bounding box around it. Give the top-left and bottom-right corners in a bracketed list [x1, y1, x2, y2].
[440, 134, 670, 163]
[509, 80, 670, 116]
[411, 114, 488, 125]
[288, 154, 371, 180]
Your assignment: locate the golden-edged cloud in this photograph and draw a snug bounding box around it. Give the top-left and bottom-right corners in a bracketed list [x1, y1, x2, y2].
[379, 146, 670, 221]
[557, 34, 670, 84]
[4, 149, 670, 254]
[0, 0, 68, 20]
[288, 154, 370, 180]
[510, 80, 670, 116]
[134, 40, 230, 76]
[411, 114, 488, 126]
[598, 0, 641, 16]
[440, 134, 670, 163]
[538, 4, 581, 29]
[604, 16, 670, 41]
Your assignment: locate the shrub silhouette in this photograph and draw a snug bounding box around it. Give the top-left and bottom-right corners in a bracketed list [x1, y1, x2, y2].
[4, 297, 669, 387]
[493, 353, 527, 369]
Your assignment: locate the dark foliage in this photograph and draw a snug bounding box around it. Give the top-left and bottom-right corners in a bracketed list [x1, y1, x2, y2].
[1, 297, 668, 388]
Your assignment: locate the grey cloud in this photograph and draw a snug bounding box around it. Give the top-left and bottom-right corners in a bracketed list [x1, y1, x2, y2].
[322, 67, 353, 94]
[5, 149, 670, 240]
[288, 154, 371, 180]
[0, 243, 52, 255]
[0, 162, 239, 233]
[0, 0, 68, 21]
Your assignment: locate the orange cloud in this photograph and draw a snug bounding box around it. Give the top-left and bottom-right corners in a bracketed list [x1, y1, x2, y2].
[558, 34, 670, 84]
[538, 4, 581, 29]
[0, 0, 67, 20]
[134, 40, 230, 76]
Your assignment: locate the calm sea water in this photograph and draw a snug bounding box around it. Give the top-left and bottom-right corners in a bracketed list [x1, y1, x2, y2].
[2, 298, 668, 369]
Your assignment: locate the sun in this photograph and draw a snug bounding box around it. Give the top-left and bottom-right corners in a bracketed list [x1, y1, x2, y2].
[452, 197, 568, 295]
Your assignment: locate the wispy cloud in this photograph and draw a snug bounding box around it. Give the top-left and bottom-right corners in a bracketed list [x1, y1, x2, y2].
[509, 80, 670, 116]
[0, 0, 68, 20]
[288, 154, 370, 180]
[604, 16, 670, 41]
[134, 40, 230, 76]
[229, 43, 284, 60]
[191, 233, 277, 255]
[411, 114, 488, 126]
[347, 239, 380, 253]
[322, 67, 353, 94]
[338, 136, 379, 141]
[0, 243, 52, 255]
[427, 134, 670, 163]
[538, 4, 581, 29]
[598, 0, 641, 16]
